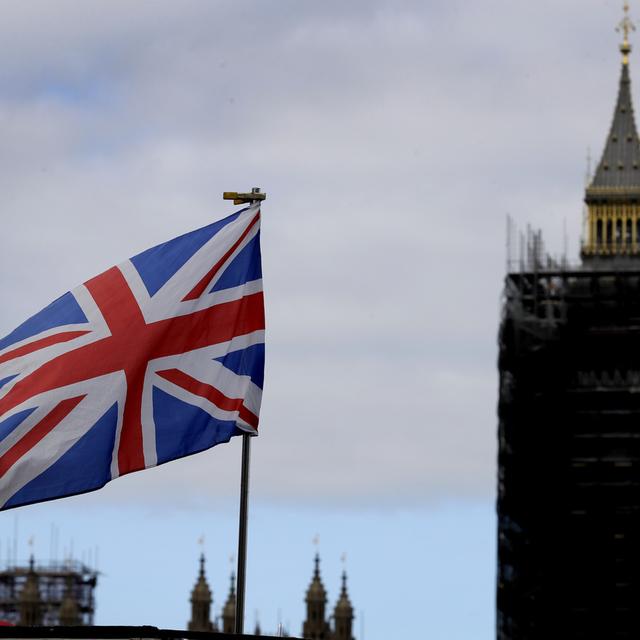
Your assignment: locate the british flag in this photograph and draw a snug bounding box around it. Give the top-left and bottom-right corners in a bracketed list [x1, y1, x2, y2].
[0, 203, 265, 510]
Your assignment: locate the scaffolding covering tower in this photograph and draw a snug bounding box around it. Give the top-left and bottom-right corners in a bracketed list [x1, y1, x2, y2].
[497, 6, 640, 638]
[498, 266, 640, 637]
[0, 558, 97, 626]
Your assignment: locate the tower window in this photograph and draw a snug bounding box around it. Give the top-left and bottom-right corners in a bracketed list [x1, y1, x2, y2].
[597, 219, 603, 245]
[619, 163, 625, 170]
[604, 163, 610, 170]
[607, 219, 613, 245]
[613, 135, 619, 142]
[626, 218, 632, 243]
[616, 218, 623, 243]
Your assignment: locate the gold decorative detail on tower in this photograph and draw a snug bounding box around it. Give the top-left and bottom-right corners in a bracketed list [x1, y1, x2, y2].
[618, 2, 635, 64]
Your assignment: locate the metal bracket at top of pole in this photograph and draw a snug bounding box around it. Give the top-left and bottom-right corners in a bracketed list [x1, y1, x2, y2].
[223, 187, 267, 205]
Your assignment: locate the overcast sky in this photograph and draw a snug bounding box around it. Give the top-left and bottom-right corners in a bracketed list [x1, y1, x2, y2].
[0, 1, 631, 638]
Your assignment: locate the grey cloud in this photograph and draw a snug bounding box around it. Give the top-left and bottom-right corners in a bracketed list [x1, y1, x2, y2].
[0, 0, 626, 503]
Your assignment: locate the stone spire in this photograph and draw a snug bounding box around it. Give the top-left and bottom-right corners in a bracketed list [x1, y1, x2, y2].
[221, 571, 236, 634]
[187, 553, 215, 632]
[588, 47, 640, 192]
[19, 556, 42, 626]
[583, 3, 640, 260]
[59, 575, 81, 626]
[332, 572, 354, 640]
[302, 554, 331, 640]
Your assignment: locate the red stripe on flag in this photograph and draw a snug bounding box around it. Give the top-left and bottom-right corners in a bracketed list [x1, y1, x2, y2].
[156, 368, 259, 429]
[0, 395, 85, 479]
[0, 331, 90, 366]
[182, 212, 260, 302]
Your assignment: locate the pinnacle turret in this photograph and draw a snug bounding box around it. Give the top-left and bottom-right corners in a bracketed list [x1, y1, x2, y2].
[187, 553, 215, 632]
[302, 554, 331, 639]
[59, 575, 80, 626]
[19, 555, 42, 626]
[333, 572, 354, 640]
[222, 572, 236, 634]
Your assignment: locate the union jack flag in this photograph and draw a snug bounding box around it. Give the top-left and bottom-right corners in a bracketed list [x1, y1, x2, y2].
[0, 203, 265, 510]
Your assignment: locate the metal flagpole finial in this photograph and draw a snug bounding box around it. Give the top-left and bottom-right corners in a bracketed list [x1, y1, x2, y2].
[223, 188, 267, 205]
[618, 2, 636, 64]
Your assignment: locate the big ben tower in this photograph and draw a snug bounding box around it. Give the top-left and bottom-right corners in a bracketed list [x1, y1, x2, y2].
[497, 4, 640, 638]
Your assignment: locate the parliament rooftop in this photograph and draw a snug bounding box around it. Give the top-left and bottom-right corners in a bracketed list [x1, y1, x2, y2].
[498, 4, 640, 638]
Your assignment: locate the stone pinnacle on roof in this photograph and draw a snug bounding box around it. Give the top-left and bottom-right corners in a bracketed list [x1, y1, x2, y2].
[187, 552, 215, 632]
[223, 571, 236, 619]
[59, 575, 81, 626]
[191, 553, 212, 603]
[306, 553, 327, 603]
[334, 571, 354, 616]
[221, 571, 237, 634]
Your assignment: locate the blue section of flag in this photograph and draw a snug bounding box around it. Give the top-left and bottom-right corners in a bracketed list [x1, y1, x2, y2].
[0, 292, 88, 352]
[131, 210, 245, 297]
[215, 344, 265, 390]
[0, 375, 17, 391]
[153, 387, 238, 465]
[0, 408, 37, 442]
[5, 404, 118, 509]
[211, 232, 262, 292]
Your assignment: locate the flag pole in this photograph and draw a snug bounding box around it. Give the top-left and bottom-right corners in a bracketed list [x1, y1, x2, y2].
[223, 187, 265, 635]
[235, 432, 251, 634]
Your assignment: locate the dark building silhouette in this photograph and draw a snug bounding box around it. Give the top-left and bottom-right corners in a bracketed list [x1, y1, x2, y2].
[497, 7, 640, 638]
[0, 555, 97, 626]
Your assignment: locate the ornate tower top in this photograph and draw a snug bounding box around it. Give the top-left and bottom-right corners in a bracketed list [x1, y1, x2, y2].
[306, 554, 327, 603]
[334, 572, 354, 615]
[187, 553, 215, 633]
[333, 571, 355, 640]
[19, 555, 42, 626]
[302, 554, 331, 640]
[583, 3, 640, 261]
[191, 554, 212, 603]
[589, 3, 640, 195]
[222, 572, 237, 634]
[619, 2, 636, 64]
